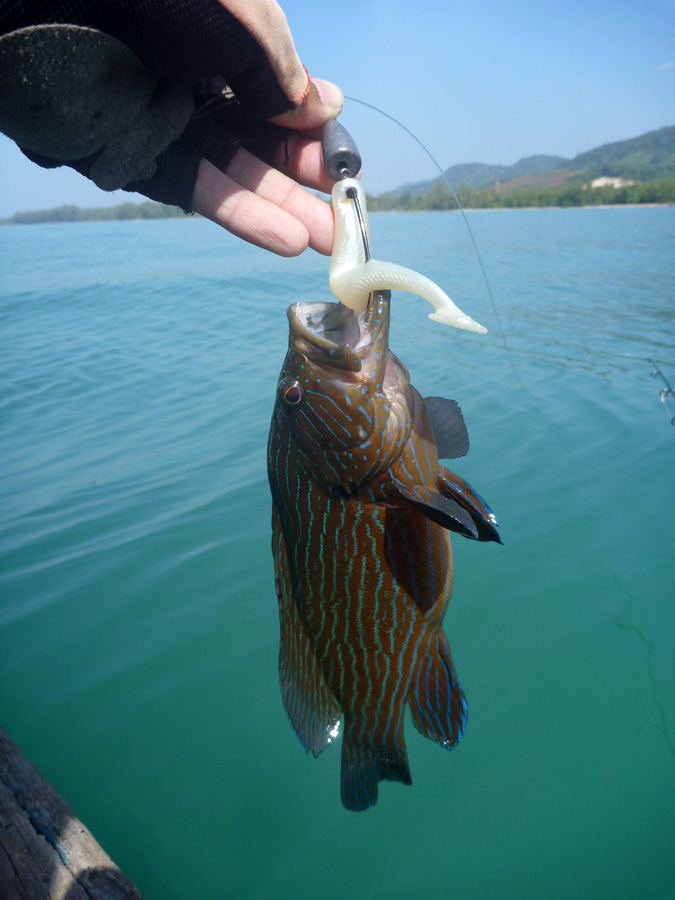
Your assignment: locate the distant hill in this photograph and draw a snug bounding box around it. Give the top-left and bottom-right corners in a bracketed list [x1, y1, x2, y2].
[394, 125, 675, 196]
[568, 125, 675, 181]
[394, 154, 568, 196]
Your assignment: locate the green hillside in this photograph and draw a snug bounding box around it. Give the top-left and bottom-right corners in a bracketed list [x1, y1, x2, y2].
[396, 125, 675, 196]
[395, 154, 567, 196]
[567, 125, 675, 181]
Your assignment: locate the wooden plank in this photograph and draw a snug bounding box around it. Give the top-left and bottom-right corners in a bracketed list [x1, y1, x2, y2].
[0, 727, 144, 899]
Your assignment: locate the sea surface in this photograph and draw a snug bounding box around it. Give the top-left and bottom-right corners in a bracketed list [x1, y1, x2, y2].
[1, 206, 674, 900]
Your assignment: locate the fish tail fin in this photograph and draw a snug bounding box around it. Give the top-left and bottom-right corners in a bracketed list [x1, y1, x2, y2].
[340, 729, 412, 812]
[409, 632, 468, 751]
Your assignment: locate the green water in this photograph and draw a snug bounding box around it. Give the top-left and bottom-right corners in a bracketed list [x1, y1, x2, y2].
[1, 207, 674, 899]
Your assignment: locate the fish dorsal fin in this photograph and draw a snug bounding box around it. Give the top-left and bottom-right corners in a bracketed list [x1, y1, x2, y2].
[384, 480, 479, 540]
[408, 632, 467, 750]
[424, 396, 470, 459]
[273, 511, 342, 757]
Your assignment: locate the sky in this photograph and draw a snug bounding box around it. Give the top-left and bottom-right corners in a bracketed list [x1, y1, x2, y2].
[0, 0, 673, 217]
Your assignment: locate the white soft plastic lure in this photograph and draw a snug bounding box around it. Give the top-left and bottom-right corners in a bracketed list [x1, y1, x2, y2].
[329, 178, 487, 334]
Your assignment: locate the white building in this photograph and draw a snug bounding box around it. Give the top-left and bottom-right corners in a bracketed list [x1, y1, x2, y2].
[591, 176, 634, 189]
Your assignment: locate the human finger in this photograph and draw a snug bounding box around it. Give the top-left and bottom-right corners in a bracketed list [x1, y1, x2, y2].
[192, 156, 334, 257]
[273, 132, 338, 194]
[226, 148, 334, 253]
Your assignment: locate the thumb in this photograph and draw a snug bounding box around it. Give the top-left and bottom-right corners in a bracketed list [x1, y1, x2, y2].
[271, 78, 344, 131]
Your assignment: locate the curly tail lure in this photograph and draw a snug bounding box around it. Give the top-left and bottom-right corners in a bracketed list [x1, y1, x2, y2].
[322, 119, 487, 334]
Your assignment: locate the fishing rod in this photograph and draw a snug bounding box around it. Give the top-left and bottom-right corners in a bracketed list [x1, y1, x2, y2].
[646, 358, 675, 426]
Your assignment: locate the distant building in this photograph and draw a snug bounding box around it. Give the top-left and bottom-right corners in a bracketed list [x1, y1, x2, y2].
[591, 176, 635, 188]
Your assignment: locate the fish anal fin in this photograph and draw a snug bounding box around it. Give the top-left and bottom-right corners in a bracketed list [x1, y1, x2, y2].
[340, 730, 412, 812]
[409, 633, 468, 751]
[273, 511, 342, 757]
[438, 469, 502, 544]
[424, 396, 470, 459]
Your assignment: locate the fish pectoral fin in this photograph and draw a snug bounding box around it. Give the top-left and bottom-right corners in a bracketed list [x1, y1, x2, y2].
[437, 469, 502, 544]
[424, 396, 470, 459]
[340, 730, 412, 813]
[409, 633, 467, 751]
[273, 512, 342, 757]
[384, 480, 480, 539]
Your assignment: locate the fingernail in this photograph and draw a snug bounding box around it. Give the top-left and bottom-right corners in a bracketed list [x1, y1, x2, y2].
[311, 78, 344, 113]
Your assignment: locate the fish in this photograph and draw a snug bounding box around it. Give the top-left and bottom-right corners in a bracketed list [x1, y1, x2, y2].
[267, 289, 501, 812]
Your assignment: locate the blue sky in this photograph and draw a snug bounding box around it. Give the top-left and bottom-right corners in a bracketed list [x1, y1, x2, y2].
[1, 0, 673, 216]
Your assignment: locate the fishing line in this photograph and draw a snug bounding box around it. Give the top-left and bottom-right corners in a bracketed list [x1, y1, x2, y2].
[344, 95, 525, 390]
[612, 572, 675, 755]
[646, 357, 675, 428]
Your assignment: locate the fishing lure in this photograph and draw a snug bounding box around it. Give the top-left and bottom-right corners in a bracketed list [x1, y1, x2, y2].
[323, 120, 486, 332]
[329, 177, 486, 332]
[267, 120, 499, 811]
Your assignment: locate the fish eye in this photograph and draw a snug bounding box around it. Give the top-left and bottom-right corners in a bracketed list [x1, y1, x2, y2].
[279, 378, 303, 407]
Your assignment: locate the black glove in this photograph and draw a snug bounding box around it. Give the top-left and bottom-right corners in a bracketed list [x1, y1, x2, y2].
[0, 0, 312, 209]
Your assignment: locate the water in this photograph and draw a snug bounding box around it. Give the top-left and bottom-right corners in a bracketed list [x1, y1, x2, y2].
[1, 207, 674, 899]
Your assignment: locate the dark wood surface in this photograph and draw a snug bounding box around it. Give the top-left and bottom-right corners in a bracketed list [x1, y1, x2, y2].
[0, 727, 143, 899]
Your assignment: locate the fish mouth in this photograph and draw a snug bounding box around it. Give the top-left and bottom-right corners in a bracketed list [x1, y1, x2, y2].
[287, 291, 389, 372]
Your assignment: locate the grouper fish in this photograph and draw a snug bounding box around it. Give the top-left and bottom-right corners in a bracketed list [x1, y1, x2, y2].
[267, 288, 501, 812]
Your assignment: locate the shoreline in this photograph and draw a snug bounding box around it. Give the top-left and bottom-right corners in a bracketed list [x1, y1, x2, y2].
[370, 202, 674, 214]
[1, 202, 672, 226]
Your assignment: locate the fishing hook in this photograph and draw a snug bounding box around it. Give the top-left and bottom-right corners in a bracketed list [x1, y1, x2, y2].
[346, 186, 371, 263]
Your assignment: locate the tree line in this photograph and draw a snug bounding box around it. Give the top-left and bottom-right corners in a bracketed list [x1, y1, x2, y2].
[4, 178, 674, 225]
[366, 178, 675, 212]
[4, 201, 184, 225]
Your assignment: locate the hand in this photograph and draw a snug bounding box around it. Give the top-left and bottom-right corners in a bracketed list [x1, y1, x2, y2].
[0, 0, 343, 256]
[193, 78, 343, 257]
